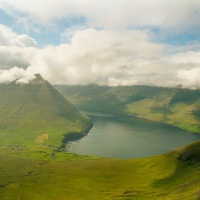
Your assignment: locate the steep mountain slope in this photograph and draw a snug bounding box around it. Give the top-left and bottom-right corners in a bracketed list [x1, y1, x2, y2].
[55, 85, 200, 133]
[0, 74, 92, 146]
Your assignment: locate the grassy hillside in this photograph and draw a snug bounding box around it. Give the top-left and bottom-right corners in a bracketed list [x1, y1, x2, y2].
[0, 81, 200, 199]
[0, 75, 92, 147]
[1, 141, 200, 199]
[55, 85, 200, 133]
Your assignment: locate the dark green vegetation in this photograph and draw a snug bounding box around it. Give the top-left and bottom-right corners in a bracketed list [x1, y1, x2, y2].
[55, 85, 200, 133]
[1, 141, 200, 199]
[0, 74, 92, 147]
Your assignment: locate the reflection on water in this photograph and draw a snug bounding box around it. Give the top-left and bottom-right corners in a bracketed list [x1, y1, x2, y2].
[66, 112, 200, 158]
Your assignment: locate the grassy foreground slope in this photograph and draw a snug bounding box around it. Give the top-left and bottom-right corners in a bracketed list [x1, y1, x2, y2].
[55, 85, 200, 133]
[1, 141, 200, 200]
[0, 75, 92, 147]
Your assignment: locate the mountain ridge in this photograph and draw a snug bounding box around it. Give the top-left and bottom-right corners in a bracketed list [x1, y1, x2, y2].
[55, 84, 200, 133]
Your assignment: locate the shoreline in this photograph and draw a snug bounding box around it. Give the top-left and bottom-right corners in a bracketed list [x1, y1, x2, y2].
[61, 121, 93, 148]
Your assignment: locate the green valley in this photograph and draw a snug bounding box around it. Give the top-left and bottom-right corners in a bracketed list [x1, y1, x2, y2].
[55, 85, 200, 133]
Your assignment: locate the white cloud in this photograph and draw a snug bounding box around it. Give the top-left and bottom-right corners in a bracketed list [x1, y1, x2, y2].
[0, 25, 37, 47]
[170, 51, 200, 65]
[178, 67, 200, 89]
[0, 66, 35, 83]
[0, 46, 36, 70]
[0, 25, 37, 70]
[0, 27, 199, 89]
[61, 25, 88, 42]
[1, 0, 200, 32]
[26, 29, 164, 85]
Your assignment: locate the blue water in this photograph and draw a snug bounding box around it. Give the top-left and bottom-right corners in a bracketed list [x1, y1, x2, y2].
[66, 112, 200, 158]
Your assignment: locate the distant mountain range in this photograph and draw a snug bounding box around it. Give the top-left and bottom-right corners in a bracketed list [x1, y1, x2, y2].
[55, 85, 200, 133]
[0, 74, 92, 146]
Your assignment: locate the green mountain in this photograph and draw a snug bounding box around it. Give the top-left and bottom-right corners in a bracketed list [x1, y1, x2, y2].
[0, 74, 92, 147]
[55, 85, 200, 133]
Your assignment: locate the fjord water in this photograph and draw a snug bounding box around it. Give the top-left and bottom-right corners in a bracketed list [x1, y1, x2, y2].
[66, 112, 200, 158]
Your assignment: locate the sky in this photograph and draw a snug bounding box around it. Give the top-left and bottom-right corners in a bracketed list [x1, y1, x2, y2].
[0, 0, 200, 88]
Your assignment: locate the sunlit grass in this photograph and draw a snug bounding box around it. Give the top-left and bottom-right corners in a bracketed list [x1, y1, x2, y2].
[1, 141, 200, 199]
